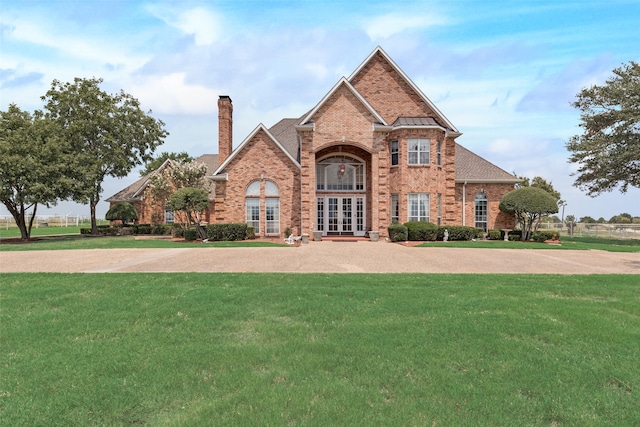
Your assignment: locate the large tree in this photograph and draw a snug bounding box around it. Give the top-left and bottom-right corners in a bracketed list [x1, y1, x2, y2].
[567, 61, 640, 195]
[499, 187, 559, 241]
[42, 77, 168, 234]
[0, 104, 73, 239]
[139, 151, 194, 177]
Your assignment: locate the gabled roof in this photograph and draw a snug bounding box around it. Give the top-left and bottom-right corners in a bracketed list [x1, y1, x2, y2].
[212, 124, 301, 176]
[455, 144, 520, 183]
[299, 77, 387, 126]
[349, 46, 460, 134]
[106, 155, 219, 202]
[269, 117, 302, 160]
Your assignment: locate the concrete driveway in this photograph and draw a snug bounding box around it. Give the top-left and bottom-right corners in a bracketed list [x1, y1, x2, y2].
[1, 241, 639, 274]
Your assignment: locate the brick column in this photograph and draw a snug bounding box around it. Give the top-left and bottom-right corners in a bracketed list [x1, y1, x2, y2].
[300, 139, 315, 235]
[218, 96, 233, 164]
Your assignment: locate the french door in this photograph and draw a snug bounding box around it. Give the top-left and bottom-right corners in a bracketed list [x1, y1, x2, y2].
[317, 196, 365, 236]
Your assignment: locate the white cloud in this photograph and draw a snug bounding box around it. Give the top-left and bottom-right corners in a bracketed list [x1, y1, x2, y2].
[128, 73, 219, 115]
[147, 5, 222, 46]
[2, 16, 148, 70]
[363, 13, 445, 40]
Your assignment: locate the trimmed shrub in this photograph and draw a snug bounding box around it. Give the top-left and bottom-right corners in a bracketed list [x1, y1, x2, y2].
[532, 231, 559, 242]
[508, 230, 522, 241]
[184, 228, 198, 241]
[435, 226, 480, 241]
[488, 229, 502, 240]
[246, 226, 256, 240]
[136, 224, 152, 235]
[120, 227, 134, 236]
[388, 224, 408, 242]
[172, 225, 184, 238]
[404, 221, 438, 241]
[205, 223, 248, 241]
[151, 224, 172, 235]
[81, 227, 118, 236]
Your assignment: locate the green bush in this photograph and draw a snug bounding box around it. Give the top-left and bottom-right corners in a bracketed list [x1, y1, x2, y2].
[136, 224, 152, 235]
[172, 225, 184, 238]
[246, 226, 256, 240]
[488, 229, 502, 240]
[532, 231, 559, 242]
[151, 224, 171, 235]
[80, 227, 118, 236]
[184, 228, 198, 241]
[435, 226, 480, 241]
[404, 221, 438, 241]
[388, 224, 408, 242]
[205, 223, 248, 241]
[508, 230, 522, 241]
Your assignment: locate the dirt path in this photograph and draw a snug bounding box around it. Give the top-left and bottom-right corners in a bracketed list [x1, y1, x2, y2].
[1, 241, 639, 274]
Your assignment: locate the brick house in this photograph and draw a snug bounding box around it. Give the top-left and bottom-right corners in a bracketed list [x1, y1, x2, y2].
[108, 47, 518, 237]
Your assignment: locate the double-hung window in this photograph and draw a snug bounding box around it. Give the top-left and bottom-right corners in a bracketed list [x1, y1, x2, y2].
[390, 194, 399, 223]
[408, 193, 430, 222]
[408, 138, 430, 165]
[390, 140, 399, 166]
[245, 198, 260, 233]
[475, 193, 488, 231]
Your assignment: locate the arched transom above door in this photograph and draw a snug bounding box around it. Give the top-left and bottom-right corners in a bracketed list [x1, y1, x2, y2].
[316, 155, 365, 192]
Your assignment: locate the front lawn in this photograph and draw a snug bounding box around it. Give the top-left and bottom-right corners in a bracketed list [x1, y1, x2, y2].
[417, 235, 640, 252]
[1, 273, 638, 426]
[0, 235, 285, 251]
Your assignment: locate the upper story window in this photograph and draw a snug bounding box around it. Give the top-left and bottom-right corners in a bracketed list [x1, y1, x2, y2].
[390, 140, 399, 166]
[316, 156, 365, 191]
[437, 140, 442, 166]
[408, 138, 430, 165]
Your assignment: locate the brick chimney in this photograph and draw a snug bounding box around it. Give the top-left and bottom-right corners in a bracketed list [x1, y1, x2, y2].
[218, 95, 233, 165]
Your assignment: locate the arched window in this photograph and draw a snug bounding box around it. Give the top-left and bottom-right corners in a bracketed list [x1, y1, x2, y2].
[316, 156, 365, 191]
[265, 180, 280, 235]
[245, 179, 280, 235]
[246, 180, 260, 233]
[475, 192, 488, 231]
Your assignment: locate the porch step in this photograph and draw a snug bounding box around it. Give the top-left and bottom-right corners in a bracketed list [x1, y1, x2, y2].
[321, 236, 368, 242]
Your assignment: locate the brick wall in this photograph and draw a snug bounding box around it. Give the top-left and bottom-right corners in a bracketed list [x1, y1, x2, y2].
[211, 128, 301, 237]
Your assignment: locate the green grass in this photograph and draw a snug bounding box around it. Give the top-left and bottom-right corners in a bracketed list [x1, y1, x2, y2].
[418, 235, 640, 252]
[0, 235, 285, 251]
[0, 221, 111, 239]
[0, 225, 87, 239]
[1, 273, 638, 426]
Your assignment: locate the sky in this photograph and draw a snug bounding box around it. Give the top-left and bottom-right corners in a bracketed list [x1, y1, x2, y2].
[1, 0, 639, 221]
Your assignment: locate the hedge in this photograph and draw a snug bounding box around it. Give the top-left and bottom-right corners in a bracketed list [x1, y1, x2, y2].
[532, 231, 560, 242]
[436, 226, 482, 241]
[404, 221, 438, 241]
[205, 223, 248, 241]
[184, 228, 198, 241]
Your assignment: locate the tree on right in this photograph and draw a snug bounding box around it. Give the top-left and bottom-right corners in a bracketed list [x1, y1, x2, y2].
[567, 61, 640, 196]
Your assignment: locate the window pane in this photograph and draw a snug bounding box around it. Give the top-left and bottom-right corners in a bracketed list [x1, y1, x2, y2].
[391, 194, 399, 223]
[475, 193, 488, 231]
[246, 198, 260, 233]
[408, 193, 430, 222]
[246, 181, 260, 196]
[390, 140, 399, 166]
[408, 138, 430, 165]
[265, 180, 279, 196]
[266, 198, 280, 234]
